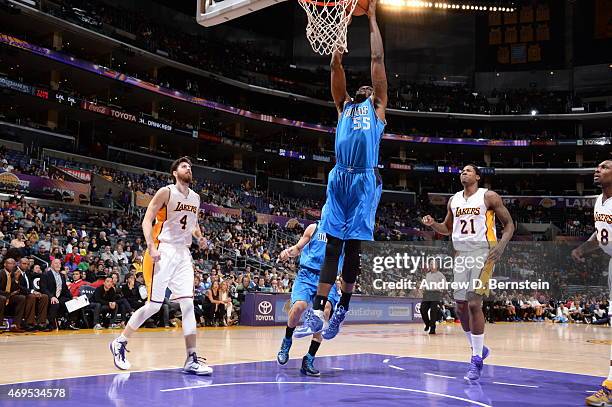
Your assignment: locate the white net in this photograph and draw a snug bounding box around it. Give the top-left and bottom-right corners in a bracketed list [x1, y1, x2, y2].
[298, 0, 359, 55]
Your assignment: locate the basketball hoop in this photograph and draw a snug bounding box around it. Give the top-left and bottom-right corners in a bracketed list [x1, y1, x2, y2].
[298, 0, 359, 55]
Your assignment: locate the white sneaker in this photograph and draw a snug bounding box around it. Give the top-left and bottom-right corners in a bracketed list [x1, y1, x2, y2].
[110, 338, 131, 370]
[94, 324, 103, 330]
[183, 352, 213, 375]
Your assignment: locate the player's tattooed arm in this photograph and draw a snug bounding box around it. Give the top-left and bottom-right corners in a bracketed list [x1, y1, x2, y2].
[330, 50, 351, 114]
[421, 198, 453, 235]
[571, 232, 599, 263]
[279, 223, 316, 261]
[485, 190, 515, 262]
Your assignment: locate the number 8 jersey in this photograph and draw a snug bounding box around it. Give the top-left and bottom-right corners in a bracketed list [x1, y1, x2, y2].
[450, 188, 497, 250]
[594, 193, 612, 256]
[154, 184, 200, 247]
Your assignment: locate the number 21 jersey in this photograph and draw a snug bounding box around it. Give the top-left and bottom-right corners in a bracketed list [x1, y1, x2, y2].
[450, 188, 496, 249]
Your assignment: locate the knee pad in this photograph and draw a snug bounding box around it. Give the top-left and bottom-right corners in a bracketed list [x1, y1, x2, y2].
[341, 240, 362, 284]
[178, 298, 197, 336]
[320, 234, 344, 285]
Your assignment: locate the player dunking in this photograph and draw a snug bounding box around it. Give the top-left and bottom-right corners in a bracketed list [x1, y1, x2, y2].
[110, 157, 212, 375]
[295, 0, 387, 339]
[571, 160, 612, 407]
[276, 222, 341, 376]
[421, 164, 514, 381]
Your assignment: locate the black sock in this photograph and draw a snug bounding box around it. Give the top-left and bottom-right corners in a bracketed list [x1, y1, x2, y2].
[285, 326, 295, 339]
[339, 292, 352, 310]
[313, 295, 327, 311]
[308, 340, 321, 357]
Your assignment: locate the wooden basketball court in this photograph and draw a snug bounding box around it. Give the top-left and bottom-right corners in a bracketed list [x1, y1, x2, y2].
[1, 321, 607, 384]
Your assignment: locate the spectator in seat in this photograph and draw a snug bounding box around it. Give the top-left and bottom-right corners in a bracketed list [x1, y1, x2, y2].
[17, 257, 49, 331]
[131, 254, 143, 274]
[121, 273, 143, 313]
[257, 277, 271, 293]
[219, 281, 233, 326]
[0, 257, 26, 332]
[40, 258, 79, 330]
[78, 254, 92, 274]
[91, 270, 108, 289]
[10, 232, 25, 250]
[64, 246, 82, 266]
[112, 246, 129, 273]
[270, 278, 283, 293]
[68, 270, 91, 298]
[88, 237, 100, 253]
[98, 231, 110, 247]
[193, 275, 205, 326]
[204, 281, 225, 326]
[101, 246, 114, 264]
[36, 233, 52, 252]
[91, 276, 118, 329]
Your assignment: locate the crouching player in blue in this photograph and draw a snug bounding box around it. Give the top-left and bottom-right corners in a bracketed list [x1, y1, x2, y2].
[276, 222, 341, 376]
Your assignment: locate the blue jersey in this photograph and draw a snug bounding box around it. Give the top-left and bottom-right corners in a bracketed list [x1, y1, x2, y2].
[335, 97, 385, 168]
[299, 224, 344, 272]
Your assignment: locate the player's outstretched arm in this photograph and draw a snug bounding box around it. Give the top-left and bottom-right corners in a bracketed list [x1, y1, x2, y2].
[331, 51, 351, 114]
[279, 223, 317, 261]
[142, 187, 169, 261]
[368, 0, 387, 123]
[486, 191, 515, 262]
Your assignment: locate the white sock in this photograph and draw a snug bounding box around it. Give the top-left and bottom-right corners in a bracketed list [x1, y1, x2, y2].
[314, 310, 325, 320]
[116, 334, 127, 343]
[464, 331, 472, 347]
[471, 334, 484, 357]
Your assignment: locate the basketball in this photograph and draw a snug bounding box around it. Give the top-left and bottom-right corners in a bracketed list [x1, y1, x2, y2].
[353, 0, 369, 16]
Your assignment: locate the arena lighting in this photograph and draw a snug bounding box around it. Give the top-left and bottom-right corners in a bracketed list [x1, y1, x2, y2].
[379, 0, 514, 11]
[530, 109, 538, 116]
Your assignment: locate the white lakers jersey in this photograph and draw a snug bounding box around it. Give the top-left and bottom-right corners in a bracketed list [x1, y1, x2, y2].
[594, 193, 612, 256]
[450, 188, 496, 248]
[153, 184, 200, 247]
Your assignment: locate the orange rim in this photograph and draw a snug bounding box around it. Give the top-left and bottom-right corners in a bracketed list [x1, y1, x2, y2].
[300, 0, 352, 7]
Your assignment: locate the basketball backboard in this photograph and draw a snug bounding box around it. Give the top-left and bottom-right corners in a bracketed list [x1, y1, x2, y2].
[196, 0, 287, 27]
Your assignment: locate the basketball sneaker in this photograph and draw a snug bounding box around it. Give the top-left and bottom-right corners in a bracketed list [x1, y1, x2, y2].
[482, 345, 490, 360]
[294, 309, 324, 338]
[109, 338, 131, 370]
[464, 355, 484, 381]
[183, 352, 213, 375]
[300, 354, 320, 377]
[322, 305, 347, 340]
[586, 384, 612, 407]
[277, 337, 292, 365]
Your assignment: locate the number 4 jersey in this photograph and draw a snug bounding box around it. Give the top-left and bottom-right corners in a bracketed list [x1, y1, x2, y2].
[154, 184, 200, 247]
[594, 193, 612, 256]
[450, 188, 497, 250]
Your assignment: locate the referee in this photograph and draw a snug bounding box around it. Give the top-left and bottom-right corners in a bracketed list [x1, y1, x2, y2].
[420, 260, 447, 334]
